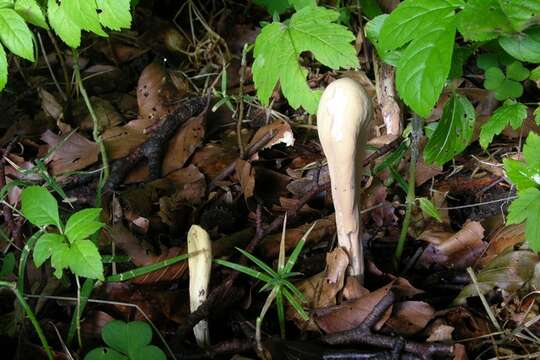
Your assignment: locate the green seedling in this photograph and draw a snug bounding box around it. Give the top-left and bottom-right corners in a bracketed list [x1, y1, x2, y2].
[483, 61, 529, 101]
[84, 320, 166, 360]
[20, 186, 104, 280]
[215, 216, 316, 346]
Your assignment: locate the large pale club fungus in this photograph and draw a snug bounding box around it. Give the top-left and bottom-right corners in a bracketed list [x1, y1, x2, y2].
[187, 225, 212, 347]
[317, 78, 372, 282]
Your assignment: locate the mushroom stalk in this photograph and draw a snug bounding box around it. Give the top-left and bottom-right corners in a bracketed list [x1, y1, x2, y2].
[188, 225, 212, 347]
[317, 78, 372, 282]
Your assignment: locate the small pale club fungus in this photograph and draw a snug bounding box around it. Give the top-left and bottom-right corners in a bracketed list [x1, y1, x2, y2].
[317, 77, 372, 282]
[187, 225, 212, 347]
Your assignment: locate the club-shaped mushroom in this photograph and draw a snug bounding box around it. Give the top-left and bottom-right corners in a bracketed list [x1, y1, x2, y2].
[317, 77, 372, 282]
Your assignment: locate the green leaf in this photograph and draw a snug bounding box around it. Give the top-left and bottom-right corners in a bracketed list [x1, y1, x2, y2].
[457, 0, 514, 41]
[96, 0, 131, 31]
[506, 188, 540, 251]
[506, 61, 530, 81]
[33, 232, 65, 268]
[214, 258, 273, 283]
[477, 53, 500, 70]
[65, 208, 103, 243]
[418, 197, 443, 222]
[530, 65, 540, 80]
[498, 0, 540, 32]
[130, 346, 166, 360]
[253, 0, 290, 14]
[252, 6, 358, 114]
[0, 1, 13, 9]
[499, 27, 540, 63]
[0, 43, 6, 91]
[483, 67, 505, 90]
[14, 0, 47, 28]
[535, 106, 540, 125]
[284, 221, 316, 273]
[379, 0, 462, 52]
[0, 8, 34, 61]
[84, 347, 128, 360]
[365, 14, 402, 66]
[0, 252, 15, 277]
[424, 93, 475, 165]
[102, 320, 152, 355]
[504, 132, 540, 190]
[50, 241, 70, 278]
[236, 247, 278, 277]
[21, 186, 61, 228]
[63, 0, 106, 37]
[289, 0, 316, 10]
[494, 79, 523, 100]
[395, 20, 456, 117]
[68, 239, 103, 280]
[479, 102, 528, 149]
[47, 0, 81, 48]
[449, 46, 472, 79]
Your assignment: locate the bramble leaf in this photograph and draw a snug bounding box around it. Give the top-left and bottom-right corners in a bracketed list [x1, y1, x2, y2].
[68, 239, 103, 280]
[499, 27, 540, 64]
[47, 0, 81, 48]
[0, 8, 34, 61]
[395, 19, 455, 117]
[506, 187, 540, 251]
[21, 186, 61, 229]
[479, 101, 528, 149]
[424, 93, 475, 165]
[457, 0, 514, 41]
[33, 233, 65, 268]
[379, 0, 462, 52]
[504, 132, 540, 190]
[65, 208, 103, 243]
[96, 0, 131, 31]
[252, 6, 358, 114]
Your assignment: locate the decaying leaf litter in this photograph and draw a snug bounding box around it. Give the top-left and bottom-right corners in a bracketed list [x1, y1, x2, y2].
[0, 1, 539, 359]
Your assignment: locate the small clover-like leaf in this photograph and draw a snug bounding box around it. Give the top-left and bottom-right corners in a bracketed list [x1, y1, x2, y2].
[483, 67, 505, 91]
[130, 345, 166, 360]
[84, 347, 128, 360]
[65, 208, 104, 243]
[102, 320, 152, 355]
[494, 79, 523, 100]
[479, 101, 527, 149]
[21, 186, 61, 229]
[506, 61, 530, 82]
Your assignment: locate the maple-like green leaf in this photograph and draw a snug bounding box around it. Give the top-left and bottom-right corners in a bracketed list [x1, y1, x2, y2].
[479, 101, 528, 149]
[379, 0, 463, 52]
[68, 239, 103, 280]
[96, 0, 131, 31]
[457, 0, 514, 41]
[424, 93, 475, 165]
[252, 6, 358, 114]
[47, 0, 81, 48]
[33, 232, 65, 268]
[507, 188, 540, 251]
[504, 132, 540, 190]
[498, 0, 540, 32]
[395, 19, 456, 117]
[499, 27, 540, 64]
[0, 7, 34, 61]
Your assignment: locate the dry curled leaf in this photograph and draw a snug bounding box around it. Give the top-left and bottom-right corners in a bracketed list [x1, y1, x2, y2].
[41, 130, 99, 174]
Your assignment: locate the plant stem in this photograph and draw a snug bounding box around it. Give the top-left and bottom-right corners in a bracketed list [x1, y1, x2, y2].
[394, 115, 422, 267]
[71, 49, 110, 190]
[0, 281, 54, 360]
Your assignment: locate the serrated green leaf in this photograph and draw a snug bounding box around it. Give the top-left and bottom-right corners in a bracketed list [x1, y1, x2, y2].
[457, 0, 514, 41]
[494, 79, 523, 100]
[479, 102, 528, 149]
[506, 61, 530, 81]
[253, 6, 358, 114]
[102, 320, 152, 355]
[14, 0, 47, 28]
[424, 93, 475, 165]
[0, 43, 6, 91]
[504, 159, 539, 190]
[484, 67, 505, 90]
[523, 132, 540, 169]
[84, 347, 128, 360]
[33, 232, 65, 268]
[0, 8, 34, 61]
[68, 239, 103, 280]
[498, 0, 540, 32]
[50, 241, 69, 278]
[418, 197, 443, 222]
[396, 20, 455, 117]
[47, 0, 81, 48]
[379, 0, 462, 52]
[65, 208, 103, 243]
[253, 0, 290, 14]
[96, 0, 131, 31]
[21, 186, 61, 228]
[499, 27, 540, 63]
[506, 188, 540, 251]
[63, 0, 106, 37]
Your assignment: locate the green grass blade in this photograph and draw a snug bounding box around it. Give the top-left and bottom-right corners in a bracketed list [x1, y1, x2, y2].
[282, 279, 306, 303]
[214, 259, 273, 283]
[283, 287, 309, 321]
[106, 253, 189, 282]
[236, 247, 278, 277]
[275, 288, 286, 338]
[283, 222, 317, 274]
[17, 230, 43, 293]
[278, 212, 287, 272]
